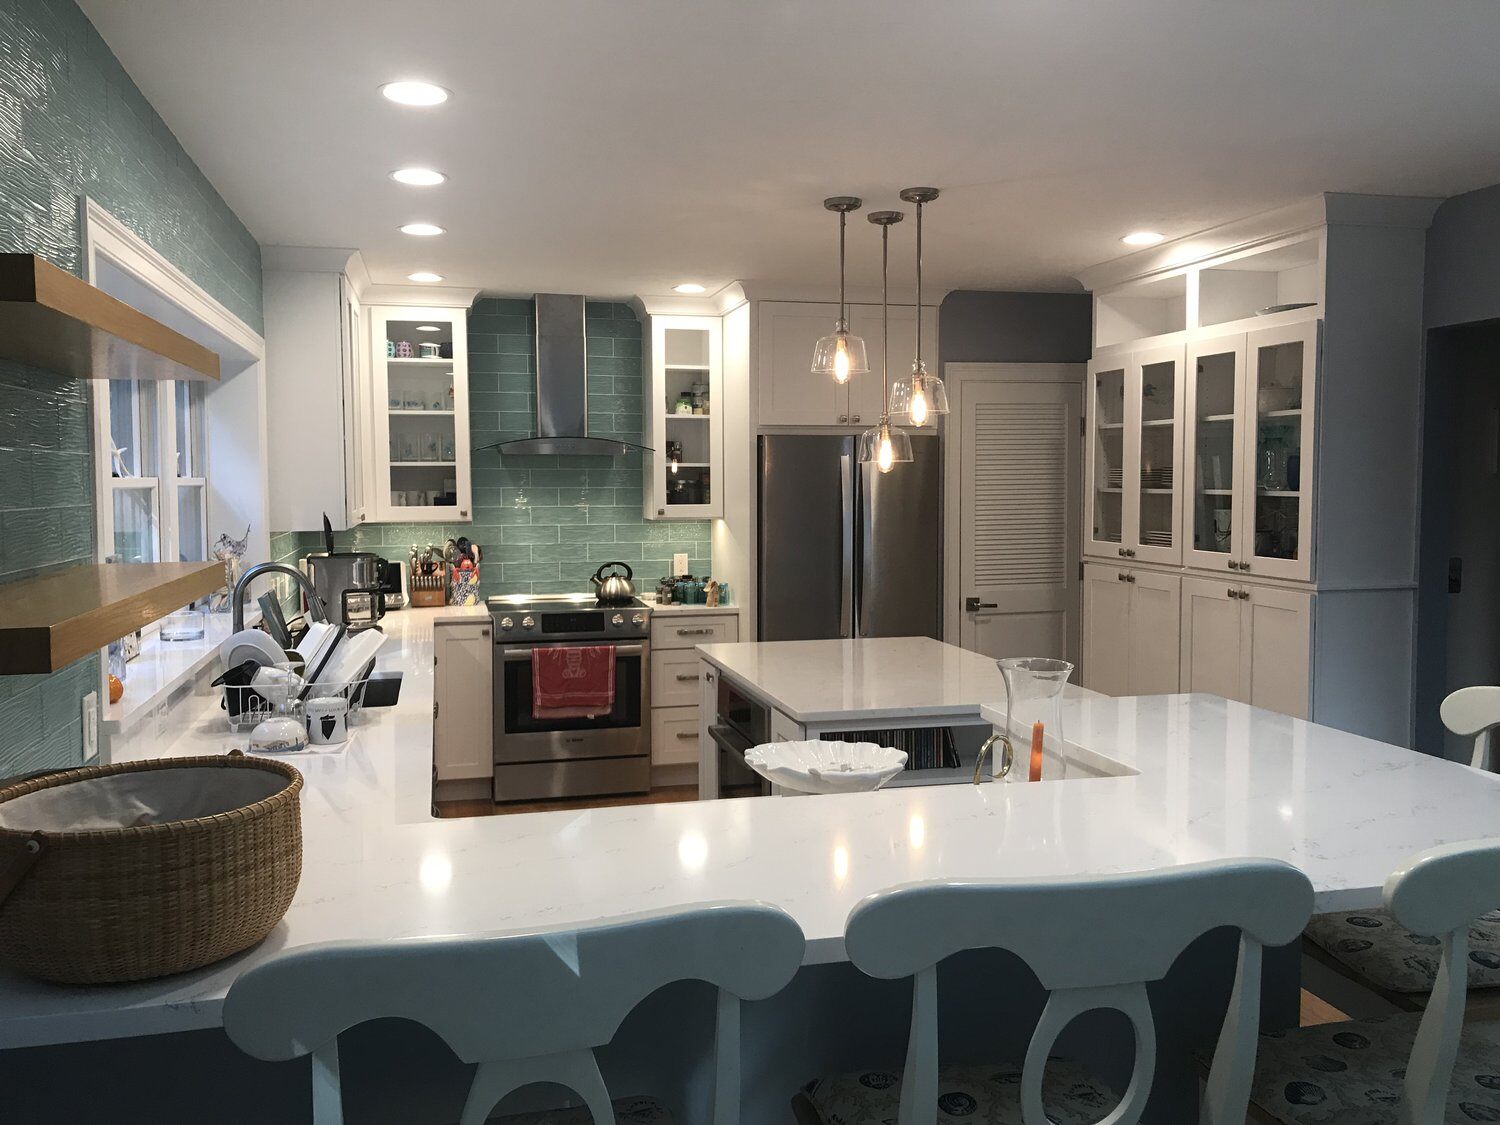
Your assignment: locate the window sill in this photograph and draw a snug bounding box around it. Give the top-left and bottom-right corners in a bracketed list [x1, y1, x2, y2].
[101, 608, 261, 736]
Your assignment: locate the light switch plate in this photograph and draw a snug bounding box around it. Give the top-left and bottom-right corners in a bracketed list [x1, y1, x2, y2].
[82, 691, 99, 761]
[673, 552, 689, 576]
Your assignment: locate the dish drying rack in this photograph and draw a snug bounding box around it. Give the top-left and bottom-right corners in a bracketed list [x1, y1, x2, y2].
[222, 675, 375, 733]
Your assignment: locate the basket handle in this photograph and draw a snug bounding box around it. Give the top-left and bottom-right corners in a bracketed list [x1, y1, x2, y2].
[0, 832, 45, 908]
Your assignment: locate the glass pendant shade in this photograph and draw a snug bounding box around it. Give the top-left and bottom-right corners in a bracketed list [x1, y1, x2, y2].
[812, 324, 869, 384]
[888, 361, 950, 427]
[857, 419, 914, 473]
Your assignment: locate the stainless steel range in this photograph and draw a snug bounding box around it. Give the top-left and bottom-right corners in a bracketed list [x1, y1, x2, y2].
[489, 593, 651, 802]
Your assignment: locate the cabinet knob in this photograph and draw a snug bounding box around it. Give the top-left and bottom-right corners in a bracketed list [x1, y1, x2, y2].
[1118, 572, 1127, 581]
[460, 509, 468, 517]
[658, 508, 665, 516]
[1228, 587, 1239, 598]
[837, 415, 848, 424]
[1126, 574, 1136, 583]
[1124, 548, 1136, 558]
[852, 414, 861, 423]
[1241, 562, 1251, 572]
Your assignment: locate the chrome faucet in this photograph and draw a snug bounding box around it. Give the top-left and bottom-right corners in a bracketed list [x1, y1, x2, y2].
[232, 562, 329, 632]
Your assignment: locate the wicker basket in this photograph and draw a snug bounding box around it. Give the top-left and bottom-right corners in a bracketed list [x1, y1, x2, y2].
[0, 753, 303, 984]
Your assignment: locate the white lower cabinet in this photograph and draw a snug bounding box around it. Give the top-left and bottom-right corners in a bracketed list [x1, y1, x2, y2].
[432, 620, 493, 782]
[1180, 577, 1311, 718]
[1081, 564, 1180, 696]
[649, 611, 739, 768]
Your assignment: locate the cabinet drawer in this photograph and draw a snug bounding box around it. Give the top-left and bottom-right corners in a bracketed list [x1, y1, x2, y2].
[651, 614, 739, 650]
[652, 649, 706, 708]
[652, 705, 701, 766]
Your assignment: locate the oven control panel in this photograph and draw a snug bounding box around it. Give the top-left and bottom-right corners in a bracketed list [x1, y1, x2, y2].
[487, 602, 651, 642]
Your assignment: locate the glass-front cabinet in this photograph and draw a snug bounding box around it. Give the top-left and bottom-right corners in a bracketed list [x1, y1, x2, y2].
[1244, 320, 1316, 581]
[1184, 333, 1247, 571]
[1085, 345, 1184, 565]
[368, 305, 472, 523]
[643, 314, 722, 520]
[1181, 322, 1317, 581]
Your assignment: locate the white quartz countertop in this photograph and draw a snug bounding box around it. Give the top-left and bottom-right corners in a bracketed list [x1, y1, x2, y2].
[697, 636, 1010, 723]
[4, 622, 1499, 1052]
[641, 596, 740, 616]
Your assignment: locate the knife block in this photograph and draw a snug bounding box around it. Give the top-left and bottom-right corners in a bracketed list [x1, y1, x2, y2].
[409, 564, 448, 607]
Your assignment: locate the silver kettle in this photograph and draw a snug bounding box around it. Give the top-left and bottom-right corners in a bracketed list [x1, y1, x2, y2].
[592, 561, 635, 605]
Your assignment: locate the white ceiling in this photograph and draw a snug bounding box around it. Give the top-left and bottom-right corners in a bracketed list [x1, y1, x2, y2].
[80, 0, 1500, 299]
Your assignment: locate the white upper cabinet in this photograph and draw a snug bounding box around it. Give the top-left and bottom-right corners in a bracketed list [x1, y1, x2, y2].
[1085, 345, 1185, 565]
[264, 266, 370, 531]
[1184, 332, 1248, 573]
[368, 305, 472, 524]
[757, 300, 938, 427]
[643, 314, 723, 520]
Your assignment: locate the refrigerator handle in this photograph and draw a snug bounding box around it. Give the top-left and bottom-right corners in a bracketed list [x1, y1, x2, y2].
[839, 448, 855, 638]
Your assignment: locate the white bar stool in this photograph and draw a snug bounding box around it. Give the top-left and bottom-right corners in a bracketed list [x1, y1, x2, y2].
[223, 902, 805, 1125]
[793, 860, 1314, 1125]
[1248, 839, 1500, 1124]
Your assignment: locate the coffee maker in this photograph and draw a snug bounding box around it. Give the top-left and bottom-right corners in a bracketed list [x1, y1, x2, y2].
[303, 516, 385, 630]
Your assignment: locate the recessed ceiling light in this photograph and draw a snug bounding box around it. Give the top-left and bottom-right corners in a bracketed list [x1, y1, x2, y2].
[380, 80, 449, 107]
[1121, 230, 1165, 247]
[672, 283, 707, 294]
[400, 222, 445, 237]
[391, 167, 446, 187]
[416, 324, 441, 332]
[407, 271, 444, 283]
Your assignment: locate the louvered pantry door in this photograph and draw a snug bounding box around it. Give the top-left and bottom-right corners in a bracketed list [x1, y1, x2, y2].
[958, 380, 1082, 663]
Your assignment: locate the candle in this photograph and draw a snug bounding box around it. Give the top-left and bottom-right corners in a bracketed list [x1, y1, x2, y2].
[1029, 721, 1045, 782]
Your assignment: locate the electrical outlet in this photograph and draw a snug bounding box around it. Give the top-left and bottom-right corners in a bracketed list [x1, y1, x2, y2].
[81, 691, 99, 761]
[673, 552, 690, 576]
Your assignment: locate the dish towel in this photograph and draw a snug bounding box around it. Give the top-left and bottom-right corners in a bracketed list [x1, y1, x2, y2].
[532, 645, 616, 719]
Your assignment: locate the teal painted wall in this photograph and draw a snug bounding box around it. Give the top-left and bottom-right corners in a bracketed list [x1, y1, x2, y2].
[0, 0, 263, 776]
[315, 299, 712, 597]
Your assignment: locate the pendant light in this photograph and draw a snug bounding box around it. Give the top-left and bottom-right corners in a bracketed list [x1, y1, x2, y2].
[811, 197, 869, 384]
[858, 210, 913, 474]
[888, 186, 949, 427]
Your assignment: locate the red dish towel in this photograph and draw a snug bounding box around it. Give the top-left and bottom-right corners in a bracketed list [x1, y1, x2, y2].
[532, 645, 617, 719]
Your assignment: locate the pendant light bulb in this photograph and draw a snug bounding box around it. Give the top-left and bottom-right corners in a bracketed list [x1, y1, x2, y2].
[908, 380, 930, 427]
[876, 425, 896, 473]
[833, 336, 852, 385]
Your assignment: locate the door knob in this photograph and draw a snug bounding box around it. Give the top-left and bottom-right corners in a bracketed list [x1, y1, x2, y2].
[964, 597, 998, 612]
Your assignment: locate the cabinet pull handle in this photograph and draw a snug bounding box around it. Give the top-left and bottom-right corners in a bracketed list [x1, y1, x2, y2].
[675, 673, 700, 682]
[677, 627, 715, 636]
[675, 731, 698, 740]
[1124, 548, 1136, 557]
[1125, 574, 1136, 583]
[1118, 548, 1126, 557]
[1228, 587, 1239, 598]
[1240, 562, 1251, 572]
[1117, 572, 1127, 581]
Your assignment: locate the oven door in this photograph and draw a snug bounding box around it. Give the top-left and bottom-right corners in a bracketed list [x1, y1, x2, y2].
[708, 723, 771, 798]
[495, 642, 648, 763]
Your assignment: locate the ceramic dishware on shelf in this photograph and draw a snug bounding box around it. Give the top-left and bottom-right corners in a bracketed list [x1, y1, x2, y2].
[743, 740, 907, 795]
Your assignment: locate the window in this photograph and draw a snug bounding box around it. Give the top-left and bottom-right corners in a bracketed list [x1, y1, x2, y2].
[100, 377, 209, 567]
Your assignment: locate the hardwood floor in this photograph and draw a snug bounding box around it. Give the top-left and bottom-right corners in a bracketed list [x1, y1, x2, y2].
[1299, 989, 1349, 1027]
[437, 784, 699, 818]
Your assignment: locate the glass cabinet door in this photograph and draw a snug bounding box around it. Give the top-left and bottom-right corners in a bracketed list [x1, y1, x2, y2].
[1243, 321, 1316, 581]
[1127, 345, 1184, 565]
[372, 307, 471, 523]
[646, 314, 722, 520]
[1085, 357, 1127, 556]
[1184, 335, 1246, 572]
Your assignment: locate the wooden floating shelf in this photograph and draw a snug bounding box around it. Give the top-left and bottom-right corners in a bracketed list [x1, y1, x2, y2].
[0, 562, 225, 675]
[0, 254, 219, 382]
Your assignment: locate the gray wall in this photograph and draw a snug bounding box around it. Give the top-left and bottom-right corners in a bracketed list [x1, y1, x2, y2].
[938, 290, 1093, 366]
[1425, 183, 1500, 330]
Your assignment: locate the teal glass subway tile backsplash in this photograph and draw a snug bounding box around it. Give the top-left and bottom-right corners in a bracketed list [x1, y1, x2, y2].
[324, 300, 711, 597]
[0, 0, 264, 775]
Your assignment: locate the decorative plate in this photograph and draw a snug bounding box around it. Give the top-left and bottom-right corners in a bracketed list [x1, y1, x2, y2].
[743, 740, 908, 795]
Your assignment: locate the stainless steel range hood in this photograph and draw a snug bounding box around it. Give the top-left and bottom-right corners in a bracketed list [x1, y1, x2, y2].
[481, 293, 649, 457]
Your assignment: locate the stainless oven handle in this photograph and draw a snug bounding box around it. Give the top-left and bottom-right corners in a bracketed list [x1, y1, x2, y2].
[501, 644, 644, 662]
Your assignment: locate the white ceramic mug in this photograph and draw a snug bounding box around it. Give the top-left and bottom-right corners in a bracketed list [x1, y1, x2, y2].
[306, 696, 349, 745]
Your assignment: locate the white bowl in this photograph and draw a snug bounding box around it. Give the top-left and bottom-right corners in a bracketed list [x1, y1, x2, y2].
[743, 740, 908, 795]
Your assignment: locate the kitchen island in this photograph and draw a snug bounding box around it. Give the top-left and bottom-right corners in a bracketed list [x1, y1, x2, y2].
[4, 625, 1500, 1122]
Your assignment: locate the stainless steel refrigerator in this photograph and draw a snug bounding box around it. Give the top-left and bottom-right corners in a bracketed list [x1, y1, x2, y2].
[758, 433, 941, 641]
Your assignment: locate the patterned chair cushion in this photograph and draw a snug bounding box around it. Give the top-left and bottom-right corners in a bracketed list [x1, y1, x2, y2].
[495, 1095, 671, 1124]
[1249, 1012, 1500, 1123]
[799, 1058, 1119, 1124]
[1304, 907, 1500, 994]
